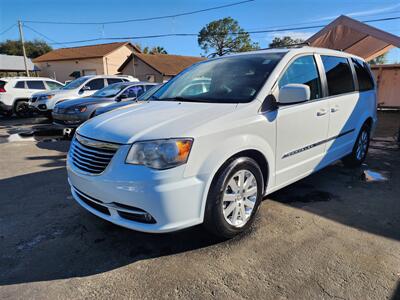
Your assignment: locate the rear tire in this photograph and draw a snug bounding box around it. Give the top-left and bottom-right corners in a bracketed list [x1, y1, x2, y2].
[203, 157, 264, 239]
[342, 122, 371, 167]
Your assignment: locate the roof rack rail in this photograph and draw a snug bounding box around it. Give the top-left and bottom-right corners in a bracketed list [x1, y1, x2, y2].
[259, 42, 311, 51]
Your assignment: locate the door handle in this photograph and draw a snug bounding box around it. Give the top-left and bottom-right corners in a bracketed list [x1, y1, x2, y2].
[316, 109, 327, 116]
[331, 106, 339, 113]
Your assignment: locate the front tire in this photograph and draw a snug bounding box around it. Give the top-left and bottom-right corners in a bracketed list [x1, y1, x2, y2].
[14, 100, 31, 118]
[203, 157, 264, 239]
[343, 122, 371, 167]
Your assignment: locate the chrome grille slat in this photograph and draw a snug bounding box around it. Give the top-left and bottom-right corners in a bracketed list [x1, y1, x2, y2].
[73, 143, 115, 157]
[73, 162, 102, 174]
[72, 155, 108, 169]
[69, 134, 119, 175]
[73, 160, 104, 172]
[70, 145, 112, 162]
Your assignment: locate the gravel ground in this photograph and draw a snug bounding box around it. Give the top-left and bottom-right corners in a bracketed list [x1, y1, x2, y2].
[0, 111, 399, 300]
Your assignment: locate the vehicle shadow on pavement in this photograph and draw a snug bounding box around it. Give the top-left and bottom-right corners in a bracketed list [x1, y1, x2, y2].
[0, 167, 222, 286]
[1, 145, 399, 286]
[268, 144, 400, 242]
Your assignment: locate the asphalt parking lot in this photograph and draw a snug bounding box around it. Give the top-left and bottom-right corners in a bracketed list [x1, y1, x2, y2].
[0, 111, 399, 300]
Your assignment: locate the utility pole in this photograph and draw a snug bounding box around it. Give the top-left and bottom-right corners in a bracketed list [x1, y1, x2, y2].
[18, 20, 30, 77]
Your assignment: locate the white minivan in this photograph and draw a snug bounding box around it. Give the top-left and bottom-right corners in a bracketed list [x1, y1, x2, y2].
[67, 47, 377, 238]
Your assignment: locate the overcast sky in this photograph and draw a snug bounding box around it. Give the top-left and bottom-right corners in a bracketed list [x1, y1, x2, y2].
[1, 0, 399, 62]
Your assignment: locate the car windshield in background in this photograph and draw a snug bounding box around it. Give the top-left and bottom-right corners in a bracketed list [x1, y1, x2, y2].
[137, 85, 161, 101]
[92, 83, 127, 98]
[151, 52, 285, 103]
[61, 77, 88, 90]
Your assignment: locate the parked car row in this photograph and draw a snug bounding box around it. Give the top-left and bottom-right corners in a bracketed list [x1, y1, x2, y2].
[52, 81, 159, 128]
[29, 75, 139, 116]
[0, 74, 141, 117]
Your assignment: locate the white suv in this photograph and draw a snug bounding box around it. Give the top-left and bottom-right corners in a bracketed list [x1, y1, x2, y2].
[67, 47, 377, 238]
[28, 75, 138, 115]
[0, 77, 64, 117]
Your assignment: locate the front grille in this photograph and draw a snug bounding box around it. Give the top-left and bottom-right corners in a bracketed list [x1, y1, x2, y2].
[54, 119, 81, 126]
[69, 134, 119, 174]
[54, 107, 66, 114]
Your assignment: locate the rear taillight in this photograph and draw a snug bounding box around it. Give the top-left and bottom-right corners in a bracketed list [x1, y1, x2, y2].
[0, 87, 6, 93]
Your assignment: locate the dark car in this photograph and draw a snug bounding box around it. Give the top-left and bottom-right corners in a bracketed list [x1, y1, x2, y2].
[93, 84, 161, 117]
[52, 82, 158, 127]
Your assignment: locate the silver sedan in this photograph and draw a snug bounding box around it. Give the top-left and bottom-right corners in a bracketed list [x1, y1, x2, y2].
[52, 82, 158, 128]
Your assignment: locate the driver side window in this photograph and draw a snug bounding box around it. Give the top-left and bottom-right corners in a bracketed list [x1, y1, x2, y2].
[124, 86, 144, 98]
[279, 55, 322, 100]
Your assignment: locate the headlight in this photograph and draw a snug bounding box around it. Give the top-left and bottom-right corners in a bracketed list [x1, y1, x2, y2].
[126, 138, 193, 170]
[67, 105, 87, 114]
[39, 94, 54, 101]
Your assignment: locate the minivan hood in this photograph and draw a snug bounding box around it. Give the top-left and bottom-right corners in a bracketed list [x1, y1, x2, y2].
[77, 101, 238, 144]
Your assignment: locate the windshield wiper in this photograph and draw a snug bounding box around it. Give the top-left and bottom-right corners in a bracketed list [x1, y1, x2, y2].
[156, 96, 211, 103]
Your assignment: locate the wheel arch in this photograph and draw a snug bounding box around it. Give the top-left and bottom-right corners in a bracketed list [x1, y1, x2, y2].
[197, 145, 273, 222]
[13, 97, 30, 107]
[226, 149, 269, 193]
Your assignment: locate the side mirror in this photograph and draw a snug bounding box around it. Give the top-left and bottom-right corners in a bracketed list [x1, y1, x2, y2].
[278, 84, 310, 104]
[82, 85, 91, 91]
[117, 93, 128, 101]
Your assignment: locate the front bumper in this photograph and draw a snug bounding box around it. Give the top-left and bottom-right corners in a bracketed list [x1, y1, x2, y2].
[29, 98, 55, 113]
[67, 144, 207, 233]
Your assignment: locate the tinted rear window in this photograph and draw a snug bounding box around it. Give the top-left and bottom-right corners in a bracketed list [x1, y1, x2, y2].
[352, 58, 374, 91]
[27, 81, 46, 89]
[86, 79, 105, 90]
[46, 81, 63, 90]
[0, 80, 7, 89]
[321, 55, 355, 96]
[14, 81, 25, 89]
[107, 78, 124, 85]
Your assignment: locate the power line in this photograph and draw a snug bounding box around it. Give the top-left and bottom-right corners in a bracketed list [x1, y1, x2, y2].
[23, 24, 124, 69]
[245, 10, 400, 32]
[22, 0, 255, 25]
[24, 15, 400, 46]
[0, 24, 16, 35]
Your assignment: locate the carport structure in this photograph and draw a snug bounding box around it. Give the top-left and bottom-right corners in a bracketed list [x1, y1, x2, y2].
[307, 15, 400, 108]
[306, 15, 400, 62]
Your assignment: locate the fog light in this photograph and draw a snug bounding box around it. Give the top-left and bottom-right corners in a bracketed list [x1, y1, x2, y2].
[144, 213, 153, 222]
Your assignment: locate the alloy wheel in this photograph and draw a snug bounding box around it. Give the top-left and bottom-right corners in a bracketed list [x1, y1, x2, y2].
[356, 129, 369, 161]
[222, 169, 258, 228]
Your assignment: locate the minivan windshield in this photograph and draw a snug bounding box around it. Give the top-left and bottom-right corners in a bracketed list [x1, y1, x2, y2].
[61, 77, 88, 90]
[92, 83, 127, 98]
[151, 52, 285, 103]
